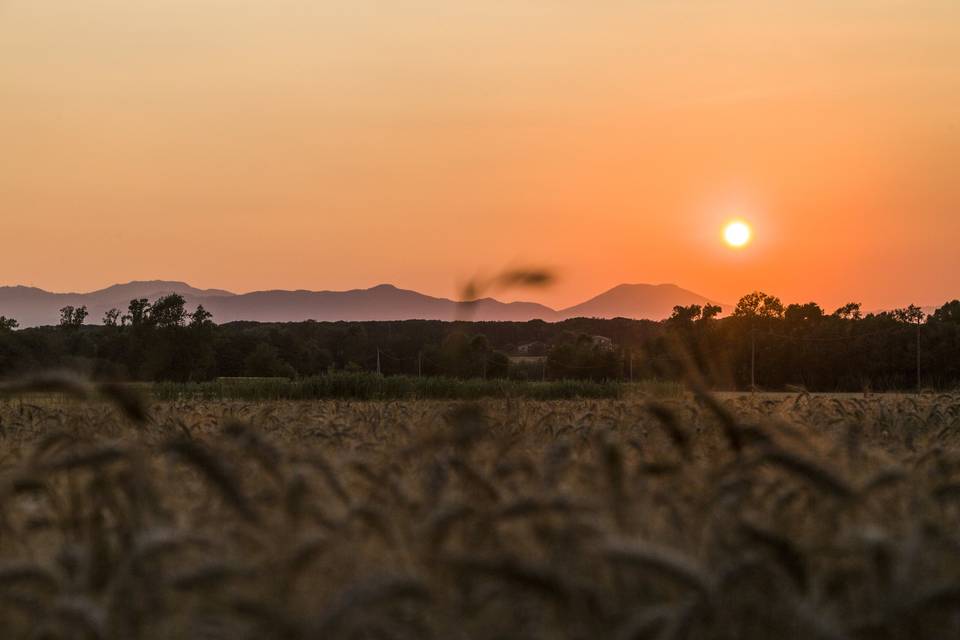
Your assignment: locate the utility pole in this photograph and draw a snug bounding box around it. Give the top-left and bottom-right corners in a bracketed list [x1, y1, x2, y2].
[376, 347, 381, 376]
[916, 321, 922, 393]
[750, 327, 756, 393]
[629, 351, 633, 382]
[418, 351, 422, 378]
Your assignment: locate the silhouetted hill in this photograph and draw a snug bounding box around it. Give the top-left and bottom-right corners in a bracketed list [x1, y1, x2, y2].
[0, 281, 235, 327]
[0, 280, 722, 326]
[559, 283, 726, 320]
[87, 280, 235, 303]
[200, 285, 560, 323]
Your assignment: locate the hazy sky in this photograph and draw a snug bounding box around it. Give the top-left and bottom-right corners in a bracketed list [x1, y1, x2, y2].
[2, 1, 958, 310]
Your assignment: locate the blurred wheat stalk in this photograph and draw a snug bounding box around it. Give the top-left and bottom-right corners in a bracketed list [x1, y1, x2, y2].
[0, 371, 959, 638]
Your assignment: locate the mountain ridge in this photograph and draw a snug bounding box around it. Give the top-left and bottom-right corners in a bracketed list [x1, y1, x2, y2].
[0, 280, 724, 327]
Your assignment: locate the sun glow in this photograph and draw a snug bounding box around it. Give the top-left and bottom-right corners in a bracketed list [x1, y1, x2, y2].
[723, 220, 752, 248]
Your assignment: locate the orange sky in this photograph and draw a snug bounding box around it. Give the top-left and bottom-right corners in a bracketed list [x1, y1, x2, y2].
[2, 1, 958, 311]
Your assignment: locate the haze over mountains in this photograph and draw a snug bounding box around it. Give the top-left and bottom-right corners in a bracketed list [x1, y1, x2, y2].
[0, 281, 725, 328]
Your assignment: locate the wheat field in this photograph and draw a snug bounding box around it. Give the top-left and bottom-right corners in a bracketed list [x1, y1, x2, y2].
[1, 379, 959, 639]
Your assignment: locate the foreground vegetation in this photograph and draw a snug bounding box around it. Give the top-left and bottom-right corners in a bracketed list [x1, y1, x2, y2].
[1, 375, 960, 638]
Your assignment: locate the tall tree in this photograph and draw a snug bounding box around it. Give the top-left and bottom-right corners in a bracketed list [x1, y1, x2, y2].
[893, 304, 925, 324]
[189, 305, 214, 328]
[931, 300, 960, 324]
[669, 304, 703, 324]
[58, 305, 88, 328]
[149, 294, 187, 328]
[124, 298, 151, 327]
[700, 304, 722, 321]
[103, 308, 121, 327]
[785, 302, 824, 323]
[833, 302, 862, 320]
[733, 291, 784, 319]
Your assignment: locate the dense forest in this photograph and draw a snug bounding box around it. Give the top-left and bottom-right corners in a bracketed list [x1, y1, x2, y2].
[2, 293, 960, 391]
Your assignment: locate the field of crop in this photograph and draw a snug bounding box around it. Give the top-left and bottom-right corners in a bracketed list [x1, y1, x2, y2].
[1, 379, 960, 639]
[152, 373, 626, 401]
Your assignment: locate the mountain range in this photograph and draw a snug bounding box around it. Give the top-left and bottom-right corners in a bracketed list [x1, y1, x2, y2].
[0, 281, 725, 327]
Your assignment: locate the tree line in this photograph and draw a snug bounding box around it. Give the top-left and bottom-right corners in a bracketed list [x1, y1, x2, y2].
[2, 292, 960, 390]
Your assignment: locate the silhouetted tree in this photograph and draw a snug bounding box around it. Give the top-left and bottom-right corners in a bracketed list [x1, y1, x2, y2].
[103, 308, 121, 327]
[733, 292, 784, 319]
[58, 306, 73, 326]
[149, 294, 187, 328]
[785, 302, 824, 323]
[931, 301, 960, 324]
[700, 304, 722, 321]
[833, 302, 862, 320]
[670, 304, 703, 324]
[893, 304, 925, 324]
[189, 305, 214, 328]
[0, 316, 18, 332]
[124, 299, 151, 327]
[59, 305, 88, 328]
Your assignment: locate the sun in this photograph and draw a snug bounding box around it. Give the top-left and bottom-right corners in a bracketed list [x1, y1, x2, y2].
[723, 220, 752, 248]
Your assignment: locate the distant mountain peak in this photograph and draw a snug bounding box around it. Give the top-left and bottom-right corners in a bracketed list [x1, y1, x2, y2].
[560, 282, 725, 320]
[611, 282, 681, 291]
[103, 279, 189, 289]
[98, 280, 236, 298]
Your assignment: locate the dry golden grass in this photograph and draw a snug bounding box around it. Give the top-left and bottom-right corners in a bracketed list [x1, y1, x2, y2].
[1, 382, 960, 639]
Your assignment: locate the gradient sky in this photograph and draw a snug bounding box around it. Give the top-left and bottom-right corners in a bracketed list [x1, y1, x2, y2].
[2, 1, 958, 310]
